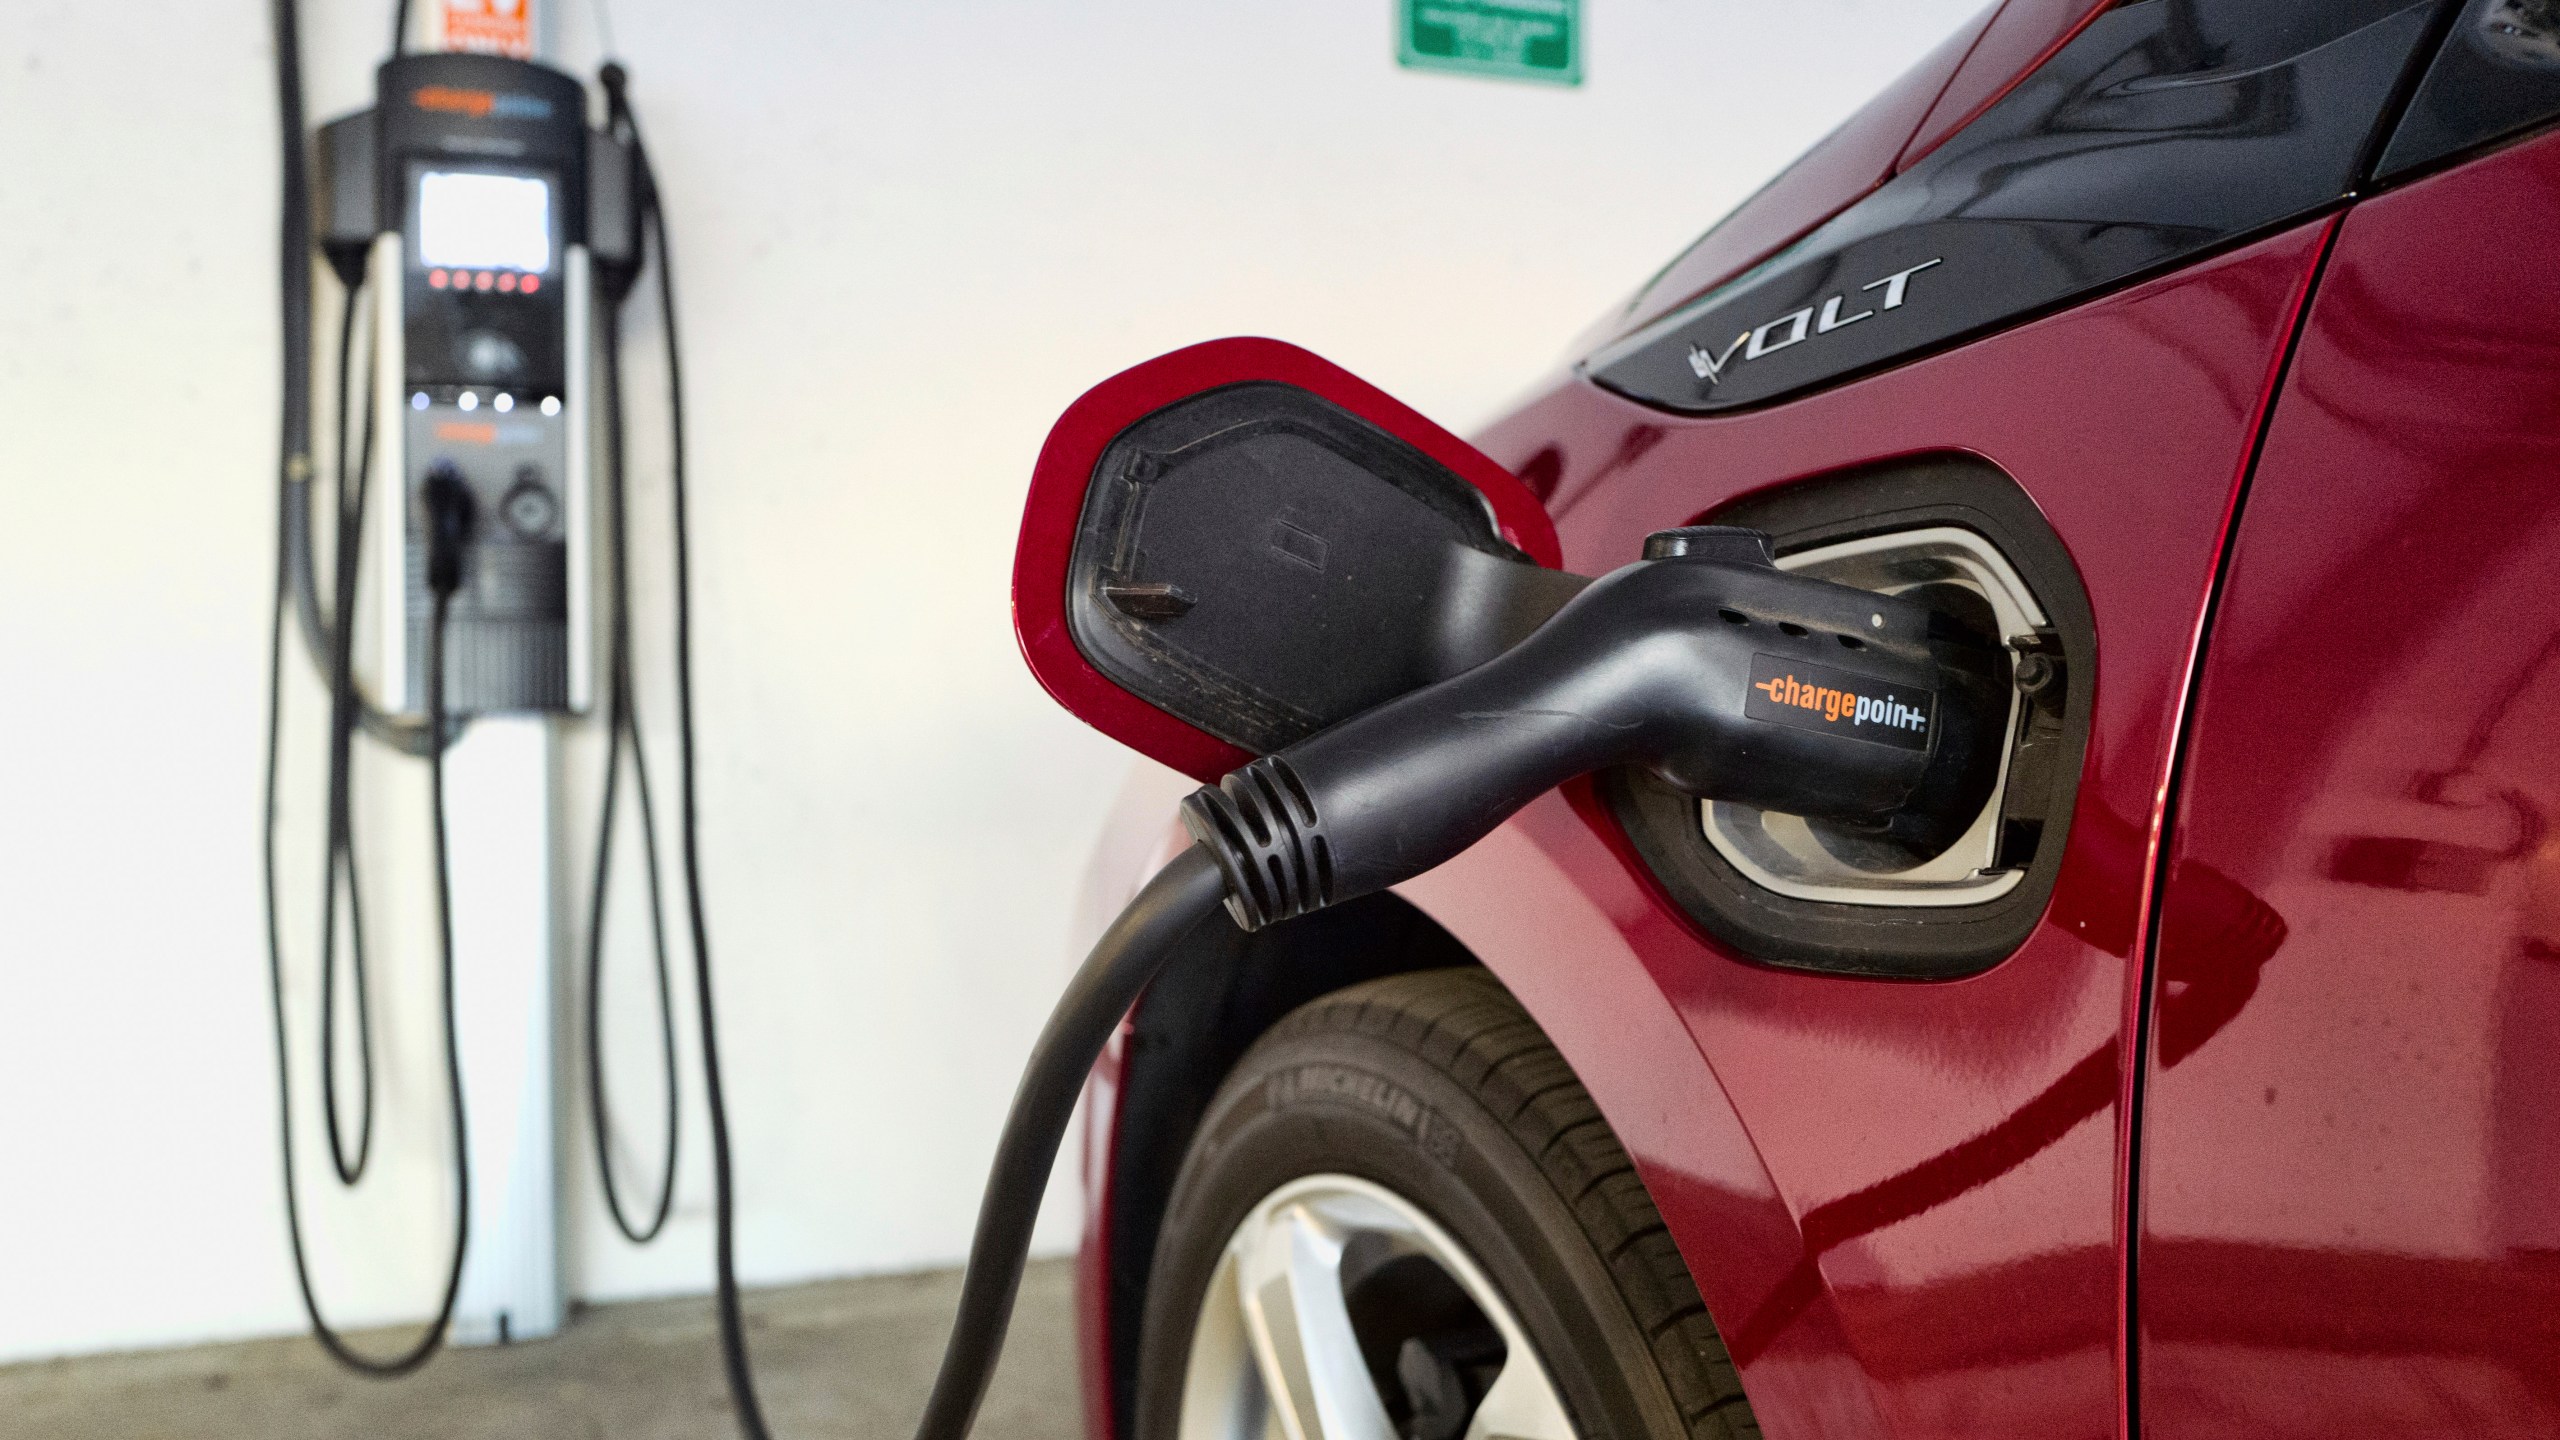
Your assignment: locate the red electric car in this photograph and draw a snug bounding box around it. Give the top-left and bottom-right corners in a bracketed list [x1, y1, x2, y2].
[1022, 1, 2560, 1436]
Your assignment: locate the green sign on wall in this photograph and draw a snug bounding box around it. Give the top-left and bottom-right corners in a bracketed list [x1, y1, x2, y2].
[1398, 0, 1582, 87]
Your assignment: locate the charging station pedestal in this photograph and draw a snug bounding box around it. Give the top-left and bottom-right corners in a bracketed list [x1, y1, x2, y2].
[443, 717, 564, 1344]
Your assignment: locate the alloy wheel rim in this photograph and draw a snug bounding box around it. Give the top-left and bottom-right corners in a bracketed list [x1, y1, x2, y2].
[1173, 1173, 1576, 1440]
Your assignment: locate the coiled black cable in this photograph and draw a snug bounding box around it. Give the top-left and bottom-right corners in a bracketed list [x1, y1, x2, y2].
[265, 0, 471, 1377]
[319, 275, 381, 1186]
[260, 475, 476, 1378]
[585, 293, 683, 1246]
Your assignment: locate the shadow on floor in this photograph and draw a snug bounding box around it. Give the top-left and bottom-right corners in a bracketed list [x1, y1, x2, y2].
[0, 1258, 1080, 1440]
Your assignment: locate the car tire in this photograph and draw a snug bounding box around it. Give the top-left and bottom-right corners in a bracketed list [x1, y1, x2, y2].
[1132, 968, 1759, 1440]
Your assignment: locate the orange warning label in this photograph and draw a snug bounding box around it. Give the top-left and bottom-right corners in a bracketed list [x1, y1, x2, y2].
[438, 0, 533, 59]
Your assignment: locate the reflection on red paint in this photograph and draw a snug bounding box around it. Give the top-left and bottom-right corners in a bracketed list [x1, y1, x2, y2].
[1723, 854, 2282, 1363]
[2140, 129, 2560, 1438]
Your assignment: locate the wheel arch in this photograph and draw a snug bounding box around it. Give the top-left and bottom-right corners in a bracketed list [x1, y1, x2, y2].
[1098, 886, 1482, 1433]
[1079, 759, 1857, 1440]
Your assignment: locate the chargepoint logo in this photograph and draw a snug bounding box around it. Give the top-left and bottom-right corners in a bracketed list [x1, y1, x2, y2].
[1744, 654, 1934, 752]
[1757, 672, 1926, 731]
[1687, 258, 1942, 387]
[412, 86, 556, 121]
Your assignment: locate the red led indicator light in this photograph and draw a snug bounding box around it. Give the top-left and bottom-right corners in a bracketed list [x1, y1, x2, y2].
[521, 275, 540, 294]
[474, 271, 494, 291]
[429, 268, 448, 289]
[497, 273, 518, 292]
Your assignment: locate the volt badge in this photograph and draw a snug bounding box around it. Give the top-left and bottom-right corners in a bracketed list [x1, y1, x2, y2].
[1745, 654, 1934, 751]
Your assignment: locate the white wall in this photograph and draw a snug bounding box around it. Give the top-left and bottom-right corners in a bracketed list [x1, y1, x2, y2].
[0, 0, 1983, 1362]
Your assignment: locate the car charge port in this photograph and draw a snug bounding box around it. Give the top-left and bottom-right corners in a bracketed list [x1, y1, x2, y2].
[1703, 525, 2048, 908]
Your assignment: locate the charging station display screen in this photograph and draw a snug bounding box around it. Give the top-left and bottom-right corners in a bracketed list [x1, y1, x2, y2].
[415, 171, 554, 274]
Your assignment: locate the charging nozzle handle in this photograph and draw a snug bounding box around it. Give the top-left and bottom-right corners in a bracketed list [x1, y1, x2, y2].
[423, 465, 475, 599]
[1182, 536, 1983, 931]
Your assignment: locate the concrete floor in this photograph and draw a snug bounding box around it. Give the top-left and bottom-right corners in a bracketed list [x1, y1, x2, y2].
[0, 1260, 1079, 1440]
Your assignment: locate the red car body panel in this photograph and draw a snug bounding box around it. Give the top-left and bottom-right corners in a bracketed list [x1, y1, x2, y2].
[1410, 221, 2329, 1440]
[2138, 128, 2560, 1437]
[1071, 219, 2336, 1440]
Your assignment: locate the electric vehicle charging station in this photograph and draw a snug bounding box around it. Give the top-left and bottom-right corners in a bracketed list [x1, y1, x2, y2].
[271, 0, 647, 1363]
[328, 43, 601, 1349]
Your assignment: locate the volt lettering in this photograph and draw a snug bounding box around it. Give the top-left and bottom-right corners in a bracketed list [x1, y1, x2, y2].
[1687, 258, 1941, 386]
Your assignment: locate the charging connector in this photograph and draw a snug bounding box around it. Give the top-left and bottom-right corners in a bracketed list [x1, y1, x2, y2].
[423, 465, 476, 600]
[1181, 527, 2008, 930]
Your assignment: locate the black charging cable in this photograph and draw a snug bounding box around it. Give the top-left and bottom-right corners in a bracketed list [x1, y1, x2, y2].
[319, 272, 380, 1187]
[909, 850, 1230, 1440]
[264, 0, 474, 1378]
[584, 274, 682, 1245]
[258, 438, 479, 1378]
[590, 60, 777, 1435]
